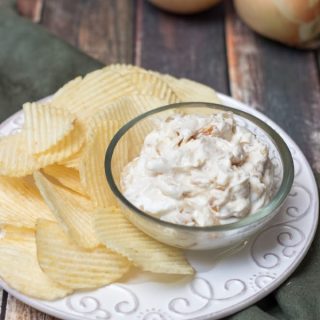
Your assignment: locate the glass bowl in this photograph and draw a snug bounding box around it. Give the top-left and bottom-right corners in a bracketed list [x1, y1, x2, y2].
[105, 102, 294, 250]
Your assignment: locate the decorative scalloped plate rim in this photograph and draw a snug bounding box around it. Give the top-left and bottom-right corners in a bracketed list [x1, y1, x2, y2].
[0, 93, 318, 320]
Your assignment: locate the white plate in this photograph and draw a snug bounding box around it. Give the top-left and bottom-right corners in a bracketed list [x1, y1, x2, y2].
[0, 94, 318, 320]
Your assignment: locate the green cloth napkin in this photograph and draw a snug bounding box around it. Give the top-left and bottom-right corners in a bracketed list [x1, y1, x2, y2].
[0, 0, 102, 122]
[0, 2, 319, 320]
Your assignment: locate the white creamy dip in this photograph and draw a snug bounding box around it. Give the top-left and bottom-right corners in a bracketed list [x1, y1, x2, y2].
[121, 112, 274, 226]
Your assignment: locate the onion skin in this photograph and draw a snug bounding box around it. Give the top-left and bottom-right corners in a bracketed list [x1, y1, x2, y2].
[234, 0, 320, 48]
[149, 0, 221, 14]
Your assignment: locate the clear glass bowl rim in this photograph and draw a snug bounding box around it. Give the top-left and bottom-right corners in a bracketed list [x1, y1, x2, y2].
[105, 102, 294, 232]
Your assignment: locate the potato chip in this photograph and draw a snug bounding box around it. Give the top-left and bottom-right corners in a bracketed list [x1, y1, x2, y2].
[121, 65, 221, 105]
[0, 133, 40, 177]
[23, 102, 76, 155]
[95, 94, 166, 123]
[36, 219, 130, 289]
[79, 119, 122, 208]
[52, 76, 82, 102]
[51, 65, 182, 121]
[107, 64, 142, 73]
[0, 176, 55, 228]
[51, 67, 136, 120]
[0, 121, 84, 177]
[34, 171, 98, 249]
[58, 149, 82, 170]
[43, 165, 86, 196]
[51, 65, 221, 123]
[0, 226, 71, 300]
[35, 121, 85, 164]
[113, 66, 182, 105]
[162, 75, 221, 104]
[94, 207, 194, 275]
[121, 70, 180, 103]
[1, 225, 35, 246]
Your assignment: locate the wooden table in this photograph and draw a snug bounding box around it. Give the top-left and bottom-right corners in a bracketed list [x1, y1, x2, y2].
[1, 0, 319, 319]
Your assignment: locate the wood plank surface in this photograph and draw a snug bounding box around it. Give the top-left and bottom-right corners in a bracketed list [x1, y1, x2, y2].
[4, 296, 57, 320]
[226, 2, 320, 171]
[16, 0, 43, 22]
[136, 0, 229, 94]
[42, 0, 134, 64]
[225, 2, 262, 111]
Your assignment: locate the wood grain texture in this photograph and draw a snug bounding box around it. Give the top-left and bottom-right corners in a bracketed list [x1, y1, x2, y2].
[41, 0, 82, 47]
[4, 295, 57, 320]
[226, 2, 320, 171]
[136, 0, 229, 94]
[225, 1, 263, 111]
[17, 0, 43, 22]
[42, 0, 134, 64]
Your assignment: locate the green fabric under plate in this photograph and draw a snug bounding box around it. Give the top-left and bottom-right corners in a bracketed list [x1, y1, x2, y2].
[0, 2, 319, 319]
[0, 0, 102, 122]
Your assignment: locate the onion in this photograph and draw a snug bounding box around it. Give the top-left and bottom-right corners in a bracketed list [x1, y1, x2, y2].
[149, 0, 221, 14]
[234, 0, 320, 48]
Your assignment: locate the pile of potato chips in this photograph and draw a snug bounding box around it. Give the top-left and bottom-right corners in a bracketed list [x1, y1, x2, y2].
[0, 65, 220, 300]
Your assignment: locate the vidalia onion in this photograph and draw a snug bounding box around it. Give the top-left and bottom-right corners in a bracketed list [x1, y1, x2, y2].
[149, 0, 221, 14]
[234, 0, 320, 48]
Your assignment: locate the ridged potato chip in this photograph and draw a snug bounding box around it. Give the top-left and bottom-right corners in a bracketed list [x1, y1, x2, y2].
[1, 225, 35, 247]
[116, 67, 220, 105]
[36, 219, 130, 289]
[58, 149, 82, 170]
[162, 75, 221, 104]
[79, 119, 122, 208]
[121, 69, 179, 103]
[107, 64, 142, 73]
[51, 67, 136, 120]
[51, 65, 181, 121]
[52, 76, 82, 103]
[0, 226, 71, 300]
[0, 122, 84, 177]
[0, 133, 40, 177]
[0, 176, 55, 228]
[34, 171, 98, 249]
[23, 102, 76, 155]
[51, 65, 220, 123]
[35, 121, 85, 164]
[43, 165, 86, 196]
[108, 65, 179, 102]
[94, 207, 194, 275]
[94, 94, 166, 123]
